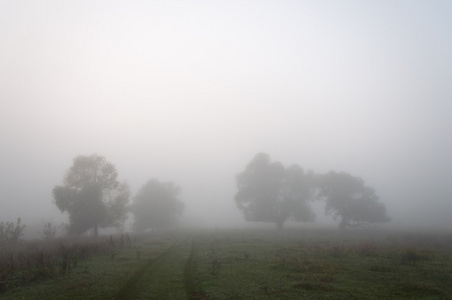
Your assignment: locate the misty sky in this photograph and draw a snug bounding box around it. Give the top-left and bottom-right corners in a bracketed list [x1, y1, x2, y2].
[1, 1, 451, 230]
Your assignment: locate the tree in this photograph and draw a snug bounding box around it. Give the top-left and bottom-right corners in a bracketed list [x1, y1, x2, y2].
[235, 153, 316, 230]
[106, 181, 130, 233]
[0, 218, 25, 246]
[132, 179, 184, 233]
[319, 171, 390, 230]
[53, 154, 130, 236]
[41, 222, 57, 240]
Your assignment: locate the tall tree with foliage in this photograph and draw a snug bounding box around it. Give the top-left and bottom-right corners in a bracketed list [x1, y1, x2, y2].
[53, 154, 130, 236]
[319, 171, 390, 230]
[235, 153, 316, 230]
[132, 179, 184, 233]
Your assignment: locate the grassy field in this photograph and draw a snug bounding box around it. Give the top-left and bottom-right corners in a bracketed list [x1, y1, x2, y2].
[1, 228, 452, 299]
[192, 228, 452, 299]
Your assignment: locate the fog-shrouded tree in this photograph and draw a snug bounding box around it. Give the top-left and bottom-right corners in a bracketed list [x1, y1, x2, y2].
[0, 218, 25, 246]
[53, 154, 130, 236]
[319, 171, 390, 230]
[41, 222, 57, 240]
[235, 153, 316, 230]
[132, 179, 184, 233]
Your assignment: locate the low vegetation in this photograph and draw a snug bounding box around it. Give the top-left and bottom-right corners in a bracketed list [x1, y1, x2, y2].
[0, 233, 136, 294]
[192, 228, 452, 299]
[0, 228, 451, 299]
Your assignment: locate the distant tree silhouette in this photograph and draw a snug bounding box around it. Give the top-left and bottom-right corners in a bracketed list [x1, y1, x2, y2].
[41, 222, 57, 240]
[53, 154, 130, 236]
[319, 171, 390, 229]
[132, 179, 184, 233]
[0, 218, 25, 246]
[235, 153, 316, 230]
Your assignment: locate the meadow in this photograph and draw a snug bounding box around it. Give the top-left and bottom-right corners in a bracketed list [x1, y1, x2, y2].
[1, 227, 451, 299]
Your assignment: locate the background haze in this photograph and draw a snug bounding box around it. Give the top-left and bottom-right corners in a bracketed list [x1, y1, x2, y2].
[1, 0, 451, 232]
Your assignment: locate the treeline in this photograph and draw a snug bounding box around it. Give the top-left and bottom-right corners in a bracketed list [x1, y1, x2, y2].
[4, 152, 390, 240]
[52, 154, 184, 237]
[235, 153, 391, 230]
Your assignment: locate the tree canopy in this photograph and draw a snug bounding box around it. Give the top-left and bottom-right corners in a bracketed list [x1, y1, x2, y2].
[319, 171, 390, 229]
[132, 179, 184, 233]
[53, 154, 130, 236]
[235, 153, 316, 230]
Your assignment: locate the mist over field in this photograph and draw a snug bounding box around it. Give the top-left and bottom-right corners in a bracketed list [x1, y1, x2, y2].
[1, 1, 451, 236]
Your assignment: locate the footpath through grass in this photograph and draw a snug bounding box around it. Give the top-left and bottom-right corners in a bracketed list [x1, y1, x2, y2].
[0, 234, 177, 300]
[115, 238, 193, 300]
[1, 228, 452, 299]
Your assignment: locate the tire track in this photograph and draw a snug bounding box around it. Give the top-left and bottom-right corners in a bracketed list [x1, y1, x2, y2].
[115, 241, 179, 300]
[183, 239, 197, 300]
[115, 238, 196, 300]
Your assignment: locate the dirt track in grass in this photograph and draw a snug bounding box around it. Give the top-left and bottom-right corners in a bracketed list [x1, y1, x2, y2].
[115, 238, 199, 300]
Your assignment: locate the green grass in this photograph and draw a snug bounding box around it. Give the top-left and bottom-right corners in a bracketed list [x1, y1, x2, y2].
[1, 228, 452, 299]
[117, 238, 191, 300]
[191, 229, 452, 299]
[0, 235, 173, 299]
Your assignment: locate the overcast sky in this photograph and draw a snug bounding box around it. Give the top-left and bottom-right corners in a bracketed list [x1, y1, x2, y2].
[1, 0, 451, 230]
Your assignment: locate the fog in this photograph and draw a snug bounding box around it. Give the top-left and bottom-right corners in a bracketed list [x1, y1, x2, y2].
[1, 1, 451, 235]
